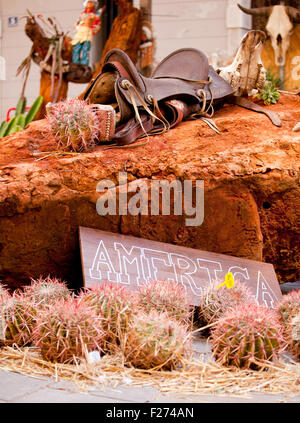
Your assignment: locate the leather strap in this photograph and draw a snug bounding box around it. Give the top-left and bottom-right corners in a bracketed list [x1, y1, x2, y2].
[230, 97, 282, 127]
[111, 112, 153, 147]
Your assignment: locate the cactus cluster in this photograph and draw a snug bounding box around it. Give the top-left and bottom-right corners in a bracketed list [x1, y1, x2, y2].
[46, 98, 100, 152]
[124, 310, 191, 370]
[137, 281, 190, 325]
[0, 96, 43, 138]
[210, 302, 285, 370]
[33, 298, 104, 364]
[78, 283, 136, 353]
[0, 293, 37, 347]
[196, 280, 256, 327]
[23, 276, 71, 308]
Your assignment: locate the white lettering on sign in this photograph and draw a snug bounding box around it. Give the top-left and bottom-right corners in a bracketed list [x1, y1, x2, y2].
[114, 243, 145, 286]
[89, 240, 118, 282]
[255, 271, 279, 308]
[227, 266, 250, 283]
[171, 253, 203, 296]
[87, 239, 278, 308]
[197, 259, 223, 286]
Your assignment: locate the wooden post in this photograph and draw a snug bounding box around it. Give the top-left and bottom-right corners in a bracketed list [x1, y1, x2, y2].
[91, 0, 143, 78]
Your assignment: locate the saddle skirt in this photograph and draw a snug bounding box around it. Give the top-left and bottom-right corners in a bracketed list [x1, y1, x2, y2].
[83, 47, 280, 147]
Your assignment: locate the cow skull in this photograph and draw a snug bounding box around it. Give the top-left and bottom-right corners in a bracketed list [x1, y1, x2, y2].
[218, 30, 267, 96]
[238, 3, 300, 66]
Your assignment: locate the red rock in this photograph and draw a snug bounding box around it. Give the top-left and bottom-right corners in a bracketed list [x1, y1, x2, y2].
[0, 95, 299, 290]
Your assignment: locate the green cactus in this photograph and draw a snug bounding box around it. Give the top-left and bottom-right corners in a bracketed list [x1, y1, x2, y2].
[0, 95, 43, 139]
[124, 310, 192, 370]
[15, 114, 26, 129]
[0, 293, 37, 347]
[33, 298, 105, 364]
[210, 303, 286, 370]
[78, 283, 136, 353]
[24, 96, 43, 127]
[23, 276, 71, 308]
[137, 280, 191, 325]
[15, 96, 27, 116]
[7, 125, 23, 136]
[3, 116, 17, 137]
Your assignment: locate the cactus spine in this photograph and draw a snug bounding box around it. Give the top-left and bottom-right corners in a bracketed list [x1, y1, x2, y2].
[0, 293, 37, 347]
[23, 276, 71, 308]
[33, 298, 104, 364]
[78, 283, 135, 353]
[277, 290, 300, 329]
[210, 303, 286, 370]
[124, 310, 192, 370]
[196, 280, 256, 327]
[137, 280, 191, 325]
[46, 99, 100, 152]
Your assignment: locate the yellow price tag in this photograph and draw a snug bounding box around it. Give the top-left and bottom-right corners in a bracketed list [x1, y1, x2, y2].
[216, 272, 235, 290]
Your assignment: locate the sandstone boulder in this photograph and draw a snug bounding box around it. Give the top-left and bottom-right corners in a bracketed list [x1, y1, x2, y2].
[0, 95, 299, 290]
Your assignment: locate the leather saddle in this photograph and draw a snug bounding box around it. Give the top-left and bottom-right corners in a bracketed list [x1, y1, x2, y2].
[83, 48, 281, 147]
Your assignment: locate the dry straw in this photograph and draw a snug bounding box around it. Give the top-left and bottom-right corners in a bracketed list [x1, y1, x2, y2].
[0, 345, 299, 399]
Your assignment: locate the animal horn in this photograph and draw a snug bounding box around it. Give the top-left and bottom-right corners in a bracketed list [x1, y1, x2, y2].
[287, 6, 300, 23]
[237, 4, 271, 16]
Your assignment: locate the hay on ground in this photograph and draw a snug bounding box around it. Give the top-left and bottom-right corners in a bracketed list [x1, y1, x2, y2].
[0, 346, 299, 399]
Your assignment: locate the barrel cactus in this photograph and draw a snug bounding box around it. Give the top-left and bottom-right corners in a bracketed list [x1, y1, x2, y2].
[210, 303, 286, 370]
[46, 98, 99, 152]
[78, 283, 136, 353]
[196, 280, 256, 327]
[23, 276, 71, 308]
[0, 293, 37, 347]
[33, 298, 104, 364]
[137, 280, 190, 325]
[287, 313, 300, 361]
[124, 310, 192, 370]
[0, 284, 10, 304]
[276, 290, 300, 329]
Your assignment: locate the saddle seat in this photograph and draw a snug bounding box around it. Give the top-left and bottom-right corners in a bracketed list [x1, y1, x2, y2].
[83, 47, 280, 147]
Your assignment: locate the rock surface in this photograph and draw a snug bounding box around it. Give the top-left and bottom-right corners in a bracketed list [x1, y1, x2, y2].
[0, 95, 299, 290]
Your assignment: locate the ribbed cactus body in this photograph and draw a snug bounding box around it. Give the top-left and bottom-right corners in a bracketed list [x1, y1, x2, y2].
[0, 284, 10, 304]
[288, 313, 300, 361]
[23, 276, 71, 308]
[210, 303, 285, 370]
[46, 99, 99, 152]
[137, 280, 190, 324]
[277, 290, 300, 329]
[78, 283, 135, 353]
[0, 294, 37, 347]
[124, 310, 191, 370]
[33, 298, 104, 363]
[197, 280, 256, 326]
